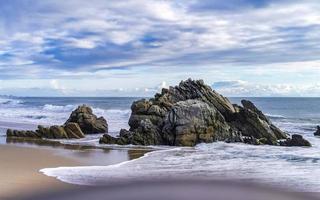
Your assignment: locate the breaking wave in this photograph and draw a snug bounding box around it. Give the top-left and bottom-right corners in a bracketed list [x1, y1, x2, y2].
[265, 113, 286, 119]
[0, 97, 24, 107]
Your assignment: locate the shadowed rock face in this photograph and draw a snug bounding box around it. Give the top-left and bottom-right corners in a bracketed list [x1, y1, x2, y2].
[6, 105, 107, 139]
[100, 79, 310, 147]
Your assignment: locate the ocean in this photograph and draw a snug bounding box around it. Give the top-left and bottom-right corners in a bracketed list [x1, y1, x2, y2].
[1, 96, 320, 191]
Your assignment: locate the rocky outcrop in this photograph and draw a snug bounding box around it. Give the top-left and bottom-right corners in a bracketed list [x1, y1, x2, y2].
[279, 134, 311, 147]
[65, 105, 108, 134]
[162, 100, 239, 146]
[6, 105, 107, 139]
[100, 79, 307, 147]
[7, 123, 85, 139]
[314, 126, 320, 136]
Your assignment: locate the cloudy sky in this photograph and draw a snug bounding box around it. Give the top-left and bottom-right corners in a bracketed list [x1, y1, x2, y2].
[0, 0, 320, 97]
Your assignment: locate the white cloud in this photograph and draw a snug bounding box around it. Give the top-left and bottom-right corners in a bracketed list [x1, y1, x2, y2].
[50, 79, 68, 94]
[212, 80, 320, 97]
[67, 37, 99, 49]
[0, 0, 320, 96]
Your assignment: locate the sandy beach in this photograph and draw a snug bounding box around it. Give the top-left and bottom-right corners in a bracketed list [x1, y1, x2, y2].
[0, 141, 149, 200]
[0, 144, 82, 200]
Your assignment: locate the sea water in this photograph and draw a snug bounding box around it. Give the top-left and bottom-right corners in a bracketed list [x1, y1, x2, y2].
[1, 96, 320, 191]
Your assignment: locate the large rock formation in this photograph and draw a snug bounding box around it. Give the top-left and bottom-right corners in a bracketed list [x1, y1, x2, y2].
[100, 79, 310, 147]
[7, 105, 107, 139]
[65, 105, 108, 134]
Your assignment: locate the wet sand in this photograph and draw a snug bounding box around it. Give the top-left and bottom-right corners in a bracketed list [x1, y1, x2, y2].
[0, 141, 149, 200]
[0, 144, 81, 200]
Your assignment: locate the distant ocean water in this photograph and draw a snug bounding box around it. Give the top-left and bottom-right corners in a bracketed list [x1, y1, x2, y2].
[1, 96, 320, 191]
[0, 96, 137, 139]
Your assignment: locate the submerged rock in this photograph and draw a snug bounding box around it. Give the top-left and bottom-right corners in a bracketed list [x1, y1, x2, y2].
[314, 126, 320, 136]
[100, 79, 301, 147]
[65, 105, 108, 134]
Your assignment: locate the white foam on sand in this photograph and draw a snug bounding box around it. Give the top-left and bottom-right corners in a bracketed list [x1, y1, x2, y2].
[40, 148, 180, 185]
[40, 142, 320, 192]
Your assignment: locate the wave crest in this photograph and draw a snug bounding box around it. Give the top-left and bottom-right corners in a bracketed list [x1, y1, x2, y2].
[265, 113, 285, 119]
[42, 104, 76, 112]
[0, 97, 24, 107]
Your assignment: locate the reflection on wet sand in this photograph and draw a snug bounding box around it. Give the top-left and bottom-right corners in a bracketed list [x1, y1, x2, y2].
[6, 137, 151, 164]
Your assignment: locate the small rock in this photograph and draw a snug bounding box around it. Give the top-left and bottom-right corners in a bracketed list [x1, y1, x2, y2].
[314, 126, 320, 136]
[280, 134, 311, 147]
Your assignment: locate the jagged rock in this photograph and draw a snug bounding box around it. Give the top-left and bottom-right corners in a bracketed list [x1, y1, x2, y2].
[280, 134, 311, 147]
[64, 123, 85, 139]
[65, 105, 108, 134]
[314, 126, 320, 136]
[6, 129, 41, 138]
[100, 129, 135, 145]
[100, 79, 302, 147]
[6, 105, 102, 140]
[37, 125, 52, 138]
[229, 104, 287, 145]
[241, 100, 270, 123]
[242, 136, 260, 145]
[50, 125, 68, 139]
[162, 100, 235, 146]
[7, 124, 85, 139]
[99, 134, 119, 144]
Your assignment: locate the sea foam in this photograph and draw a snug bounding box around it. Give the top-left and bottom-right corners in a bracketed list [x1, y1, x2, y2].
[40, 142, 320, 191]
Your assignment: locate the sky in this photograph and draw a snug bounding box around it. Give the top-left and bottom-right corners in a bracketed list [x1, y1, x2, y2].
[0, 0, 320, 97]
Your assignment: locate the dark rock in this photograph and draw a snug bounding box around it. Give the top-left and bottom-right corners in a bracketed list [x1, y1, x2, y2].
[314, 126, 320, 136]
[229, 105, 287, 145]
[6, 129, 14, 137]
[37, 125, 51, 138]
[280, 134, 311, 147]
[100, 79, 299, 147]
[7, 124, 86, 140]
[64, 123, 85, 139]
[162, 100, 234, 146]
[99, 134, 119, 144]
[50, 125, 68, 139]
[99, 129, 133, 145]
[241, 100, 270, 123]
[7, 129, 41, 138]
[65, 105, 108, 134]
[6, 105, 102, 140]
[242, 136, 260, 145]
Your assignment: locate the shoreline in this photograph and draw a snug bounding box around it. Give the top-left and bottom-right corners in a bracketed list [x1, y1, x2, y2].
[0, 142, 150, 200]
